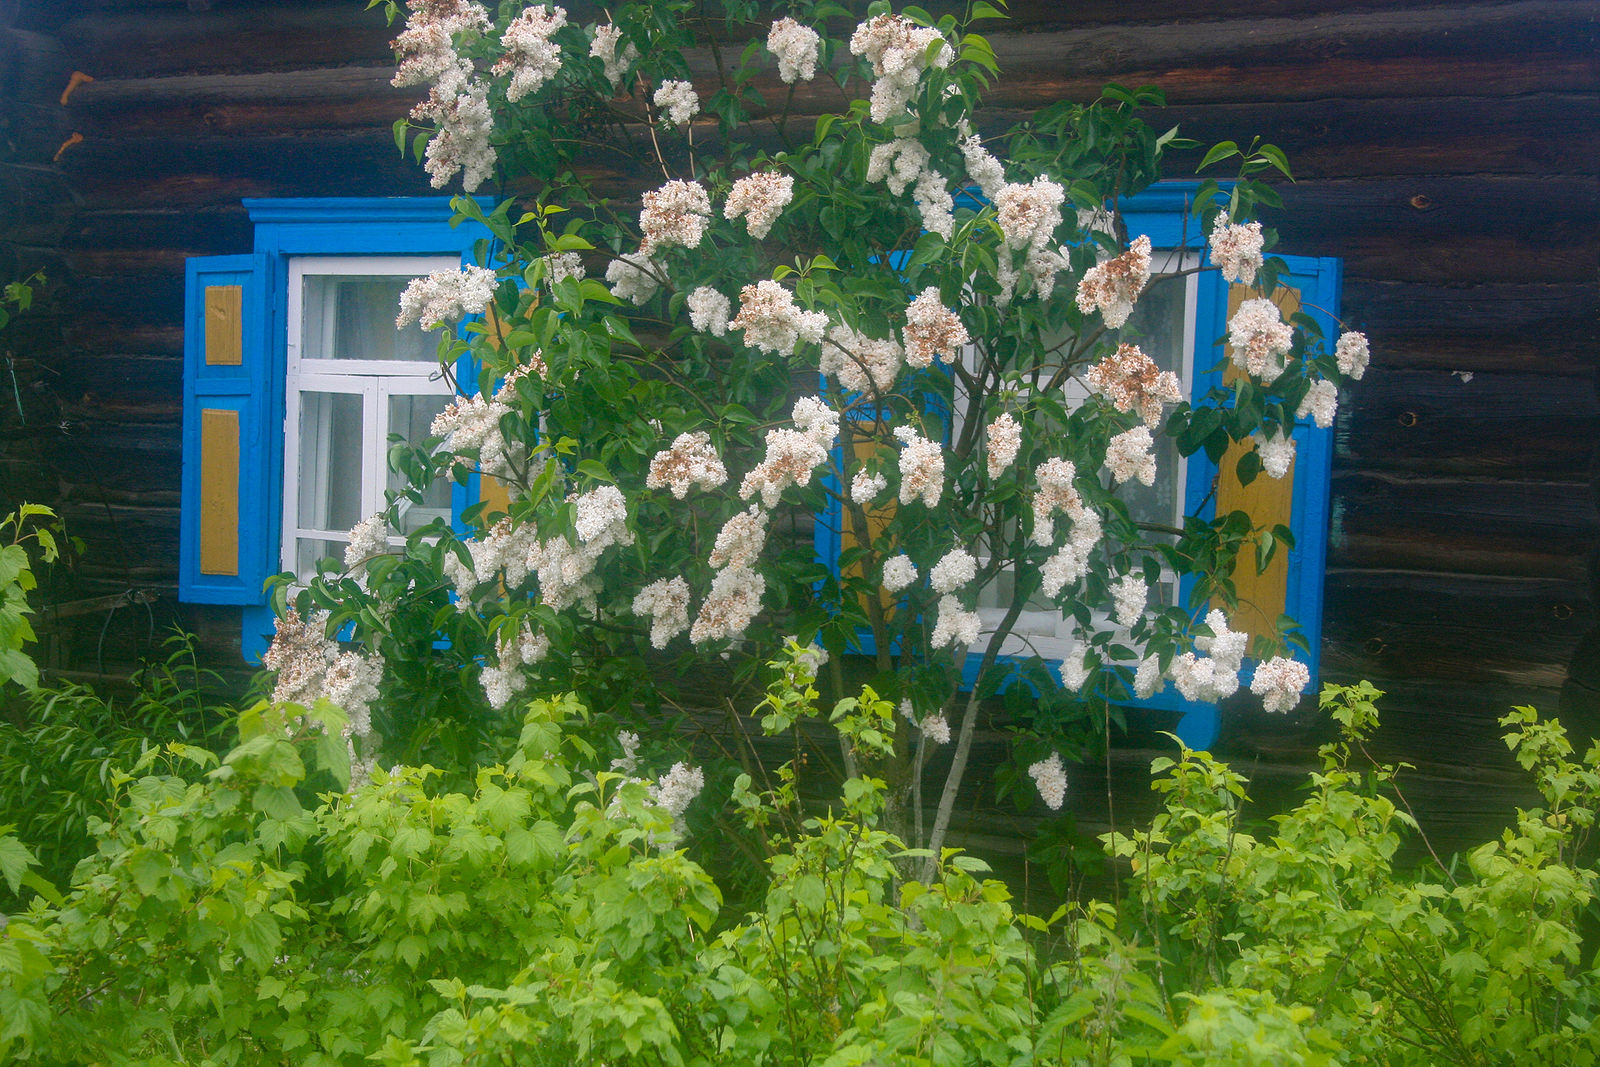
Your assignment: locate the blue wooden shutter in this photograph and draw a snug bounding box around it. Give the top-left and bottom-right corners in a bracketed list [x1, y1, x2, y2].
[180, 253, 276, 606]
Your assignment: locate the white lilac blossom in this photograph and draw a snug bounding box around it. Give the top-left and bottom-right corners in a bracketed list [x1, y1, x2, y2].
[919, 713, 951, 745]
[1034, 458, 1103, 598]
[605, 252, 660, 305]
[957, 127, 1007, 201]
[740, 428, 829, 508]
[397, 265, 497, 330]
[1059, 646, 1091, 691]
[850, 469, 887, 504]
[1029, 753, 1068, 811]
[494, 5, 567, 102]
[263, 608, 383, 784]
[420, 80, 497, 191]
[1031, 457, 1082, 547]
[520, 485, 635, 613]
[639, 180, 711, 253]
[1112, 574, 1147, 629]
[479, 623, 550, 710]
[893, 425, 944, 508]
[430, 391, 523, 482]
[931, 594, 981, 649]
[929, 548, 978, 594]
[915, 170, 956, 240]
[1255, 428, 1296, 479]
[1251, 656, 1311, 714]
[1135, 655, 1164, 699]
[866, 138, 930, 197]
[650, 761, 705, 819]
[1076, 235, 1152, 328]
[690, 564, 765, 643]
[1335, 330, 1370, 380]
[821, 324, 903, 394]
[1024, 243, 1069, 302]
[728, 279, 827, 356]
[1208, 211, 1265, 285]
[392, 1, 487, 93]
[633, 576, 692, 649]
[344, 513, 388, 571]
[984, 412, 1021, 479]
[767, 17, 821, 83]
[647, 431, 728, 499]
[1228, 297, 1295, 383]
[849, 14, 952, 124]
[545, 251, 584, 287]
[902, 287, 969, 368]
[881, 554, 918, 593]
[994, 177, 1065, 252]
[611, 729, 641, 774]
[1104, 425, 1157, 487]
[708, 505, 769, 569]
[590, 23, 637, 91]
[790, 396, 840, 449]
[1170, 609, 1246, 703]
[1298, 379, 1338, 429]
[1086, 344, 1183, 428]
[652, 79, 699, 126]
[392, 1, 497, 190]
[724, 172, 794, 239]
[443, 517, 537, 596]
[687, 286, 731, 335]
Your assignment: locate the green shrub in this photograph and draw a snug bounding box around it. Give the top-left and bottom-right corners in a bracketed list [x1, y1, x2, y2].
[1, 680, 1596, 1064]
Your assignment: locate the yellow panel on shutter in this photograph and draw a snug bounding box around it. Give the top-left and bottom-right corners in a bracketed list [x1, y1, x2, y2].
[839, 422, 897, 620]
[199, 408, 240, 575]
[1211, 283, 1300, 641]
[479, 473, 512, 517]
[204, 285, 243, 366]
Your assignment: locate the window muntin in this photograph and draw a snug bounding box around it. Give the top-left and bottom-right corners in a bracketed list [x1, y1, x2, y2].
[283, 255, 457, 575]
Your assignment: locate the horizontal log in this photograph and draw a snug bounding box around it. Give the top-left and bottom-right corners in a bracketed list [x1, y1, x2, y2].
[58, 132, 439, 201]
[69, 206, 252, 251]
[1159, 93, 1600, 180]
[1322, 568, 1594, 687]
[1338, 368, 1599, 477]
[56, 500, 178, 580]
[60, 5, 395, 79]
[1341, 280, 1598, 375]
[1329, 472, 1598, 579]
[61, 321, 182, 358]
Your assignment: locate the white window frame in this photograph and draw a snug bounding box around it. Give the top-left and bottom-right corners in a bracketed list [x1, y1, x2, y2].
[952, 249, 1199, 662]
[282, 254, 459, 574]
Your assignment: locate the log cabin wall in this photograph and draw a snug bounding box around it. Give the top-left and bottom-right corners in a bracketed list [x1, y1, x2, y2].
[2, 0, 1597, 855]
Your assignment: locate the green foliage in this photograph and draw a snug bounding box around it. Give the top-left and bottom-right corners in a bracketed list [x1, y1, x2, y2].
[0, 633, 231, 905]
[1, 683, 1598, 1063]
[0, 504, 63, 693]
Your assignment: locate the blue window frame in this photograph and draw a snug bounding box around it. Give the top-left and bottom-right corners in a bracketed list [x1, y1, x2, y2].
[813, 183, 1340, 748]
[180, 198, 493, 661]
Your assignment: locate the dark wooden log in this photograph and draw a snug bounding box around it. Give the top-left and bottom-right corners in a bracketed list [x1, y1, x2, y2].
[68, 207, 253, 252]
[1338, 369, 1599, 478]
[1340, 281, 1599, 375]
[59, 5, 396, 79]
[1330, 472, 1598, 580]
[1322, 568, 1594, 687]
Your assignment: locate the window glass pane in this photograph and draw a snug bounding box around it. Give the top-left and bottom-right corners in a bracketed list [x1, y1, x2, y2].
[297, 390, 364, 533]
[387, 393, 454, 535]
[301, 274, 436, 362]
[295, 537, 349, 578]
[1118, 277, 1185, 530]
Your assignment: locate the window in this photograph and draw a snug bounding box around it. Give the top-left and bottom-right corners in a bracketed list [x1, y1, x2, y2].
[815, 183, 1340, 748]
[180, 199, 492, 661]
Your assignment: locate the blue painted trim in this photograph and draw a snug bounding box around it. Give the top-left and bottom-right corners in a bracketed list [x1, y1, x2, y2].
[181, 198, 499, 659]
[180, 252, 274, 606]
